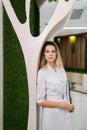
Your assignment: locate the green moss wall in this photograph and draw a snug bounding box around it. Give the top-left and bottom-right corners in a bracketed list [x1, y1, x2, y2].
[3, 0, 29, 129]
[3, 0, 40, 129]
[30, 0, 39, 36]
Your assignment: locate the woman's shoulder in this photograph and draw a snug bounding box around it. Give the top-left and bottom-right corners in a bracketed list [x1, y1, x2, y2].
[38, 67, 47, 76]
[59, 67, 67, 80]
[59, 67, 65, 73]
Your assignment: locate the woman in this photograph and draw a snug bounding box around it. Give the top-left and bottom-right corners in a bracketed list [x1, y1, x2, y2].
[36, 41, 75, 130]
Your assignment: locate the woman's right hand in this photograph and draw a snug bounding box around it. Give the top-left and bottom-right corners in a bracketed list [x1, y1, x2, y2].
[60, 102, 75, 112]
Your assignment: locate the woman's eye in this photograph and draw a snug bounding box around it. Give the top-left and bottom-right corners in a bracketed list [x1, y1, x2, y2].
[45, 50, 56, 53]
[45, 51, 49, 53]
[52, 50, 56, 53]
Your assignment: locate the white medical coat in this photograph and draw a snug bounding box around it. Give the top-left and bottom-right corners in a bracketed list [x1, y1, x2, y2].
[36, 64, 70, 130]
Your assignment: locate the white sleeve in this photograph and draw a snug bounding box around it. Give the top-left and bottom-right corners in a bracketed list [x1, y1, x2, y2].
[36, 70, 46, 103]
[62, 68, 67, 80]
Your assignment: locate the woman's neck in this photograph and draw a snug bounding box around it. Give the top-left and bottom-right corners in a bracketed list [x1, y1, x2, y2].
[47, 62, 56, 71]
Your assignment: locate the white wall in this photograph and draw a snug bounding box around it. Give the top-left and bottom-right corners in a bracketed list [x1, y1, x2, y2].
[82, 74, 87, 90]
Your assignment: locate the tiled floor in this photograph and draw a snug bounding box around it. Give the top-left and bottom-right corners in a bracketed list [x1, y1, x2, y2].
[70, 91, 87, 130]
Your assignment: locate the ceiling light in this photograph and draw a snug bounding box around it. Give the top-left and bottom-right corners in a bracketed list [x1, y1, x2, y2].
[64, 27, 87, 29]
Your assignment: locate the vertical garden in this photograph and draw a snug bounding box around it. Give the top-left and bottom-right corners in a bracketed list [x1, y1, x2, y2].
[3, 0, 39, 129]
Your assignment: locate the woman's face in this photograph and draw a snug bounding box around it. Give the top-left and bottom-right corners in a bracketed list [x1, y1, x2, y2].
[44, 45, 57, 64]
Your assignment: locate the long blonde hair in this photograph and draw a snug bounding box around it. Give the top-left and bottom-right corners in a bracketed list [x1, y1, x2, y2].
[39, 41, 63, 69]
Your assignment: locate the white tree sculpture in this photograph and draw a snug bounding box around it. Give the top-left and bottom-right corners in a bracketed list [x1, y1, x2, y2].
[2, 0, 74, 129]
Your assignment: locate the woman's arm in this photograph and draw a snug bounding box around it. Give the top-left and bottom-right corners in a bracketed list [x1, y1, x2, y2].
[37, 100, 75, 112]
[36, 69, 75, 112]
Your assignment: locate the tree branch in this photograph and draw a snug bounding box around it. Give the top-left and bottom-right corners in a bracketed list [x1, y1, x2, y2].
[25, 0, 30, 22]
[2, 0, 22, 33]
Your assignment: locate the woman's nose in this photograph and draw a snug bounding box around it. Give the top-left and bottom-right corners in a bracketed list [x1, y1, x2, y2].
[49, 52, 52, 56]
